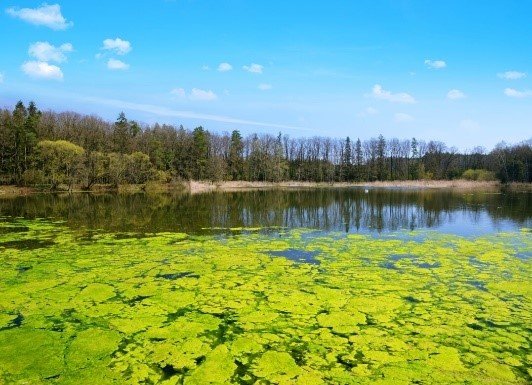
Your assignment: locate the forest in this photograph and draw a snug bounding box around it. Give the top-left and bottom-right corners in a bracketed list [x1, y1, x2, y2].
[0, 101, 530, 190]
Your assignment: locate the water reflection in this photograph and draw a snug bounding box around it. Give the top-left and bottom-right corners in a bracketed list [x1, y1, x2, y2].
[0, 188, 530, 235]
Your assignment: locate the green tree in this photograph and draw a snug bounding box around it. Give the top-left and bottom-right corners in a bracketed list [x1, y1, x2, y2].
[81, 151, 107, 190]
[36, 140, 85, 190]
[228, 130, 244, 180]
[192, 127, 209, 180]
[113, 112, 130, 153]
[127, 151, 155, 184]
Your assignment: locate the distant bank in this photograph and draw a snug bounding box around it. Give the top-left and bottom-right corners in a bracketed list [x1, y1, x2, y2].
[1, 180, 531, 197]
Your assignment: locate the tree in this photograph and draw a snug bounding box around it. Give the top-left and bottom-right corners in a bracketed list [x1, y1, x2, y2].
[35, 140, 85, 190]
[342, 137, 352, 181]
[81, 151, 107, 190]
[127, 151, 155, 184]
[192, 127, 209, 180]
[113, 112, 130, 153]
[107, 153, 128, 187]
[228, 130, 244, 180]
[376, 134, 387, 180]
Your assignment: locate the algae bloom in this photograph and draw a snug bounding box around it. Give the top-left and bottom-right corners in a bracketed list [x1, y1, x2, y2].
[0, 219, 530, 384]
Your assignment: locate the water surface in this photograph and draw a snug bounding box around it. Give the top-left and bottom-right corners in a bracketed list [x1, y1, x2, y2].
[0, 188, 530, 384]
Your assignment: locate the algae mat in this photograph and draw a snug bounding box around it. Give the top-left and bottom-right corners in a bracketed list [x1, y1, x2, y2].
[0, 219, 530, 384]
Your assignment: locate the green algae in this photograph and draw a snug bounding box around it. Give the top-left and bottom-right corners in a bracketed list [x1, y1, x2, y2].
[0, 219, 530, 384]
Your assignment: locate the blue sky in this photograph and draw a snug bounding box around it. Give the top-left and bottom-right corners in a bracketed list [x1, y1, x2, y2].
[1, 0, 531, 150]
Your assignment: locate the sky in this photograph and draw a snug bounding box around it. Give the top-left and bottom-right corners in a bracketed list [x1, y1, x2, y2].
[0, 0, 531, 150]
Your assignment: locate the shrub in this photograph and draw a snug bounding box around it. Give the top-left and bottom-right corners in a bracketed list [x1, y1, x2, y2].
[462, 169, 496, 181]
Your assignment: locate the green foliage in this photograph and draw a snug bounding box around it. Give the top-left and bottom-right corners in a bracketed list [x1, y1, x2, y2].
[0, 101, 530, 186]
[36, 139, 85, 190]
[462, 169, 497, 181]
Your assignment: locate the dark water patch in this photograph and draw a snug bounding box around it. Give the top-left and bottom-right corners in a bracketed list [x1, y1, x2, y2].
[467, 323, 483, 331]
[515, 252, 530, 260]
[469, 257, 490, 269]
[0, 313, 24, 331]
[125, 295, 152, 306]
[0, 225, 29, 234]
[233, 359, 259, 385]
[160, 363, 182, 380]
[404, 296, 421, 303]
[16, 265, 32, 272]
[467, 280, 488, 291]
[156, 271, 200, 280]
[268, 249, 320, 264]
[383, 254, 440, 270]
[0, 239, 55, 250]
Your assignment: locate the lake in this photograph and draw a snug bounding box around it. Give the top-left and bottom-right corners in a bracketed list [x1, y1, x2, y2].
[0, 188, 530, 384]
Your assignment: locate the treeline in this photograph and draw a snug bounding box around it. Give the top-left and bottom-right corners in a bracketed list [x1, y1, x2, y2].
[0, 101, 530, 189]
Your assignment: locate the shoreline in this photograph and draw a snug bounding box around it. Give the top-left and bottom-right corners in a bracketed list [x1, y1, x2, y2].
[1, 180, 530, 197]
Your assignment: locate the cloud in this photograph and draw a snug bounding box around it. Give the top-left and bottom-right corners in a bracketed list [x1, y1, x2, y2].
[28, 42, 73, 63]
[81, 95, 311, 131]
[170, 88, 186, 98]
[189, 88, 217, 101]
[370, 84, 416, 104]
[357, 107, 379, 117]
[170, 88, 219, 101]
[447, 89, 466, 100]
[258, 83, 272, 90]
[201, 65, 210, 71]
[102, 38, 131, 55]
[424, 59, 446, 69]
[498, 71, 526, 80]
[6, 3, 72, 30]
[504, 88, 532, 98]
[243, 63, 263, 74]
[394, 112, 414, 122]
[107, 58, 129, 70]
[21, 61, 63, 80]
[459, 119, 480, 131]
[217, 62, 233, 72]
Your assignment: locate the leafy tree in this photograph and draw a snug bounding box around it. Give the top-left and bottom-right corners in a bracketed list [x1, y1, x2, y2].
[35, 140, 85, 190]
[81, 151, 107, 190]
[127, 151, 155, 184]
[228, 130, 244, 180]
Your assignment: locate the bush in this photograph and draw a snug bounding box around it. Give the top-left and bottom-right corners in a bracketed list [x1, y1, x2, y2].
[462, 169, 496, 181]
[22, 169, 45, 186]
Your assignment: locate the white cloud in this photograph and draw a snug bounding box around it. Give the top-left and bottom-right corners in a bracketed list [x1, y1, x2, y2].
[81, 96, 310, 131]
[357, 107, 379, 117]
[394, 113, 414, 122]
[370, 84, 416, 104]
[447, 89, 466, 100]
[504, 88, 532, 98]
[102, 38, 131, 55]
[243, 63, 263, 74]
[258, 83, 272, 90]
[21, 61, 63, 80]
[170, 88, 186, 98]
[498, 71, 526, 80]
[459, 119, 480, 131]
[6, 3, 72, 30]
[217, 62, 233, 72]
[28, 41, 73, 63]
[107, 59, 129, 70]
[424, 59, 446, 69]
[189, 88, 217, 101]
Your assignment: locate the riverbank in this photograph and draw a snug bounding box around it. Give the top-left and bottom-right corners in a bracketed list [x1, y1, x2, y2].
[187, 179, 524, 194]
[1, 180, 530, 197]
